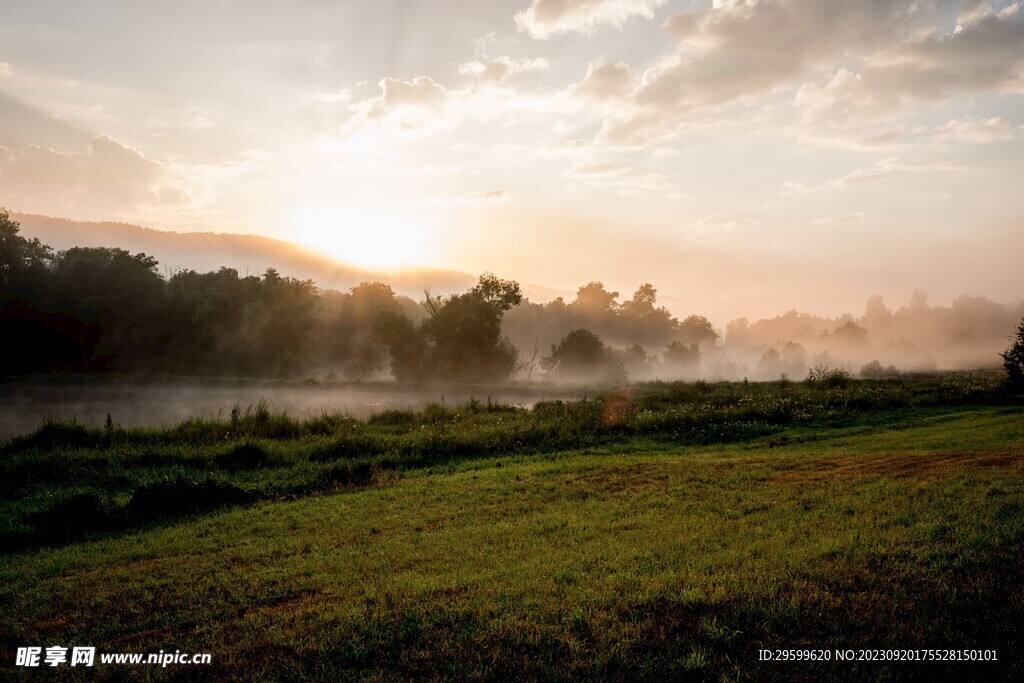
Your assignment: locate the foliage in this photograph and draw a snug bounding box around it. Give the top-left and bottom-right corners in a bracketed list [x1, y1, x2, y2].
[860, 359, 901, 379]
[541, 329, 606, 375]
[1001, 317, 1024, 387]
[377, 273, 523, 383]
[805, 365, 852, 389]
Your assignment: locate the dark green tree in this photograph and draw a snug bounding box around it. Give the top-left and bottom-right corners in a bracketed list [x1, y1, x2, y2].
[0, 210, 53, 291]
[1002, 318, 1024, 387]
[678, 315, 719, 349]
[663, 340, 701, 375]
[376, 273, 523, 383]
[541, 328, 607, 377]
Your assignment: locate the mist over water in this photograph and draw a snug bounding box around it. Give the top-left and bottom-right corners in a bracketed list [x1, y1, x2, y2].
[0, 380, 587, 442]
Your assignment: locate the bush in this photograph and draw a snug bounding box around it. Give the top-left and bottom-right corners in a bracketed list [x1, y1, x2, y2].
[29, 492, 112, 542]
[860, 360, 900, 380]
[368, 409, 419, 426]
[1001, 318, 1024, 388]
[806, 366, 852, 389]
[126, 477, 254, 522]
[215, 441, 278, 471]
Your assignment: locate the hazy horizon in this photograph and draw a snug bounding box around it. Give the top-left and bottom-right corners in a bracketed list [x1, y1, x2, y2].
[2, 0, 1023, 317]
[9, 210, 1023, 332]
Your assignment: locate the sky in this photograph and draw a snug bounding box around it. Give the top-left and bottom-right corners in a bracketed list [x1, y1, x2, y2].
[1, 0, 1023, 318]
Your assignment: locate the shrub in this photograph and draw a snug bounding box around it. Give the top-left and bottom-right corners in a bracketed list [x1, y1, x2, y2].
[125, 477, 254, 522]
[1001, 318, 1024, 388]
[215, 441, 277, 471]
[806, 366, 852, 389]
[368, 409, 419, 426]
[860, 360, 900, 380]
[29, 492, 112, 542]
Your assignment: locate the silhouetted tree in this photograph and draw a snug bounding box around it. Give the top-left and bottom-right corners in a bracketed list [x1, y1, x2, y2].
[678, 315, 718, 349]
[375, 310, 429, 381]
[1002, 318, 1024, 387]
[541, 328, 607, 378]
[376, 273, 523, 383]
[663, 340, 700, 376]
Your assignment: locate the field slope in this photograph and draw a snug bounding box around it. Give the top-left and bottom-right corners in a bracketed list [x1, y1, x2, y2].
[2, 406, 1022, 681]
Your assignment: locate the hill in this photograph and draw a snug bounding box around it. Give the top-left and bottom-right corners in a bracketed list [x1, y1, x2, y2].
[11, 213, 480, 299]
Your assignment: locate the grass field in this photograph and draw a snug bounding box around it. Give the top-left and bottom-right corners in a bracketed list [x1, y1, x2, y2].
[1, 379, 1022, 681]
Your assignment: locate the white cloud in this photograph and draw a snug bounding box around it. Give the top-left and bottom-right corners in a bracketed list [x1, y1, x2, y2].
[342, 76, 448, 137]
[0, 62, 12, 78]
[812, 211, 869, 225]
[931, 116, 1020, 143]
[688, 213, 759, 238]
[570, 61, 634, 101]
[569, 159, 676, 193]
[781, 157, 963, 194]
[458, 56, 550, 85]
[515, 0, 667, 39]
[0, 134, 198, 218]
[308, 89, 352, 104]
[571, 0, 1024, 148]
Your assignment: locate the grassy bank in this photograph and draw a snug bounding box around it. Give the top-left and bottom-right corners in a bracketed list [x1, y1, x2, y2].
[0, 373, 1009, 551]
[1, 406, 1022, 681]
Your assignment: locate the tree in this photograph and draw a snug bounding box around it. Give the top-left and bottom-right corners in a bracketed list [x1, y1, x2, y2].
[375, 310, 429, 381]
[541, 329, 607, 378]
[678, 315, 719, 349]
[619, 283, 678, 347]
[334, 282, 401, 379]
[1002, 318, 1024, 388]
[663, 340, 700, 376]
[570, 281, 619, 315]
[376, 273, 523, 383]
[0, 210, 53, 291]
[472, 272, 522, 312]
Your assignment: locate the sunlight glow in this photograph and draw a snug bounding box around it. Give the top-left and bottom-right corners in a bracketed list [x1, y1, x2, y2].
[286, 206, 438, 270]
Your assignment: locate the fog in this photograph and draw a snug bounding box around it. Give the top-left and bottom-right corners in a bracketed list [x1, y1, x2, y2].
[504, 288, 1024, 384]
[0, 380, 586, 442]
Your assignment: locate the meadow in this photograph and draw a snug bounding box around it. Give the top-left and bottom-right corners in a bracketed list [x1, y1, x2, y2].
[1, 372, 1022, 680]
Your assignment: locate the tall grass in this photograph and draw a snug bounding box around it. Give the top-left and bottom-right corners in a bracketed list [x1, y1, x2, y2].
[0, 372, 1011, 551]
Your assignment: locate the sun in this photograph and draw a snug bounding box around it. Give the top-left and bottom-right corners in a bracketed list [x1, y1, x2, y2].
[286, 206, 438, 270]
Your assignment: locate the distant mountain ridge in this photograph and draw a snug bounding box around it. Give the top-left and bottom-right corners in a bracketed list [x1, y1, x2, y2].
[8, 213, 816, 324]
[12, 213, 487, 299]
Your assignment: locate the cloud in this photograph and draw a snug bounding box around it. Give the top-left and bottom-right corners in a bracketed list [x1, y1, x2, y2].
[794, 69, 905, 146]
[931, 116, 1021, 143]
[569, 159, 677, 193]
[648, 0, 912, 109]
[564, 0, 915, 145]
[0, 62, 12, 78]
[793, 9, 1024, 145]
[782, 157, 963, 194]
[836, 157, 963, 185]
[812, 211, 869, 225]
[570, 61, 634, 101]
[469, 190, 509, 200]
[458, 56, 550, 85]
[0, 134, 198, 218]
[515, 0, 668, 39]
[308, 89, 352, 104]
[856, 12, 1024, 101]
[573, 0, 1024, 148]
[343, 76, 447, 135]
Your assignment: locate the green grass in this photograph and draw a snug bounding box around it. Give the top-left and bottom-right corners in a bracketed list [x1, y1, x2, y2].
[1, 402, 1022, 681]
[0, 372, 1010, 551]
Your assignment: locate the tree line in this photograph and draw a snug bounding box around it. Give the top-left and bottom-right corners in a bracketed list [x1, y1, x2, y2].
[1, 211, 716, 382]
[4, 210, 1021, 383]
